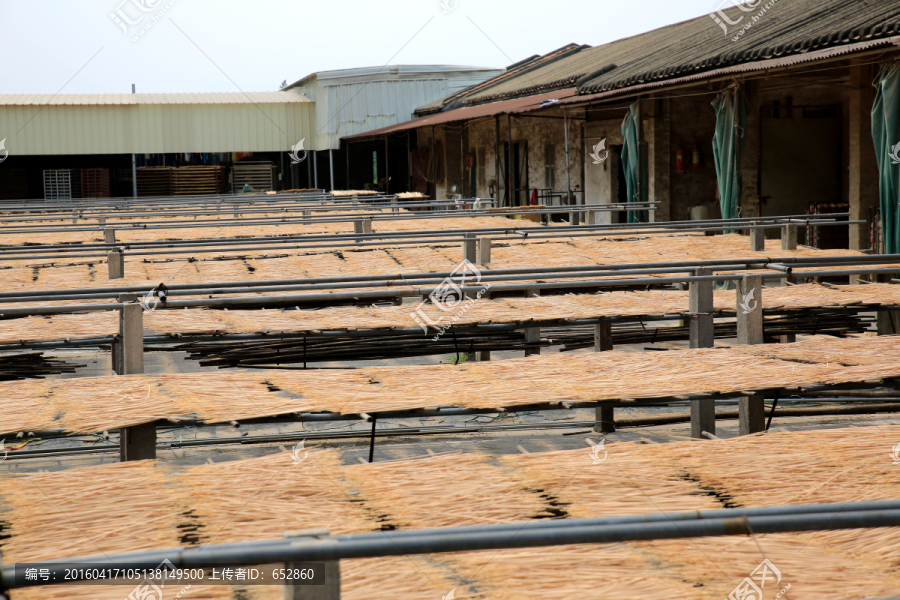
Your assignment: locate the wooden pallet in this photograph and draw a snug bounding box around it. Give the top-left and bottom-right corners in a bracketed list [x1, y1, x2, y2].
[233, 161, 274, 192]
[136, 167, 173, 197]
[172, 166, 227, 196]
[79, 168, 110, 198]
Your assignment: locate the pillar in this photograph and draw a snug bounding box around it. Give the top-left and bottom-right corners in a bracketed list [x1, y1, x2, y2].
[463, 232, 477, 264]
[108, 250, 124, 280]
[117, 293, 155, 461]
[646, 97, 671, 222]
[781, 224, 798, 250]
[740, 81, 761, 218]
[477, 237, 491, 265]
[104, 227, 117, 244]
[524, 289, 540, 357]
[737, 274, 765, 435]
[848, 60, 880, 252]
[690, 268, 715, 438]
[594, 322, 614, 433]
[354, 219, 372, 242]
[750, 223, 765, 251]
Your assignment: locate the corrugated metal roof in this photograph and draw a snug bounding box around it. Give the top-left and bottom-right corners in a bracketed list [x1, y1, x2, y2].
[344, 89, 577, 140]
[0, 91, 311, 106]
[442, 0, 900, 107]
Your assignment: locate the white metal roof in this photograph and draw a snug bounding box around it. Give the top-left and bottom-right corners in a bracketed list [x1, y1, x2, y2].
[0, 91, 311, 106]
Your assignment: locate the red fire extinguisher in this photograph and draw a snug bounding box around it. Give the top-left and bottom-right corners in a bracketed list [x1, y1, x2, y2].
[466, 154, 475, 168]
[676, 149, 685, 172]
[692, 148, 701, 169]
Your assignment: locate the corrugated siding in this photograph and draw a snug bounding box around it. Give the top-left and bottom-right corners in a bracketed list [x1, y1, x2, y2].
[315, 76, 500, 149]
[0, 101, 316, 155]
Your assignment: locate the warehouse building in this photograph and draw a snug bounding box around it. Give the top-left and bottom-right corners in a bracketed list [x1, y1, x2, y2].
[0, 65, 500, 199]
[346, 0, 900, 251]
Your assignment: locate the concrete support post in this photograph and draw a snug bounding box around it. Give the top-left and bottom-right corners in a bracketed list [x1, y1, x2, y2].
[284, 560, 340, 600]
[594, 322, 614, 433]
[353, 219, 372, 242]
[750, 224, 766, 251]
[876, 274, 900, 335]
[108, 250, 124, 280]
[524, 289, 540, 357]
[689, 268, 715, 439]
[104, 228, 117, 245]
[781, 224, 798, 250]
[780, 334, 796, 344]
[116, 293, 155, 461]
[737, 274, 765, 435]
[477, 237, 491, 265]
[463, 232, 477, 264]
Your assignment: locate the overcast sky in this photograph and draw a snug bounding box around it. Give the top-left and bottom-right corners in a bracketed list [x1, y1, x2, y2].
[0, 0, 726, 95]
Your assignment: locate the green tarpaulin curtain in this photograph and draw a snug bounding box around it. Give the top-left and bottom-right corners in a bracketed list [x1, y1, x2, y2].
[620, 102, 646, 223]
[872, 64, 900, 255]
[712, 88, 748, 229]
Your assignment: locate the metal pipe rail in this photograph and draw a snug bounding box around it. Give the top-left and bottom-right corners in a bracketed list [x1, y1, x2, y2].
[3, 502, 899, 590]
[0, 251, 891, 303]
[0, 217, 855, 260]
[0, 266, 897, 317]
[0, 204, 662, 236]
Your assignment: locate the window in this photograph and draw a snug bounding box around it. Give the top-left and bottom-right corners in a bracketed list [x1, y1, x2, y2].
[544, 143, 556, 189]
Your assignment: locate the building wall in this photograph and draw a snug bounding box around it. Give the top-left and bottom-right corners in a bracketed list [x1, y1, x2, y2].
[0, 101, 315, 156]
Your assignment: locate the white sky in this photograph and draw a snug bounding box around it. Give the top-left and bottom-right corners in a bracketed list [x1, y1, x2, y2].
[0, 0, 727, 95]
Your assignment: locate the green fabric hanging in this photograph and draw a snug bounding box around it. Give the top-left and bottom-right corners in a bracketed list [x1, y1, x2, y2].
[711, 89, 748, 229]
[872, 64, 900, 255]
[620, 102, 646, 223]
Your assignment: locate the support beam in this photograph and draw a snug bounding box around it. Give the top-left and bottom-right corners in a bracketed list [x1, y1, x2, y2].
[104, 228, 117, 244]
[594, 322, 614, 433]
[284, 560, 340, 600]
[353, 219, 372, 242]
[116, 293, 155, 461]
[477, 237, 491, 265]
[689, 268, 714, 438]
[737, 274, 765, 435]
[108, 250, 124, 280]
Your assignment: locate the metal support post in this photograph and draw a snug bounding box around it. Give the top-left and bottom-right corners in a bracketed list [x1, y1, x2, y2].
[108, 249, 124, 280]
[750, 224, 765, 251]
[781, 224, 798, 250]
[736, 274, 765, 435]
[594, 322, 614, 433]
[689, 267, 715, 438]
[477, 237, 491, 265]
